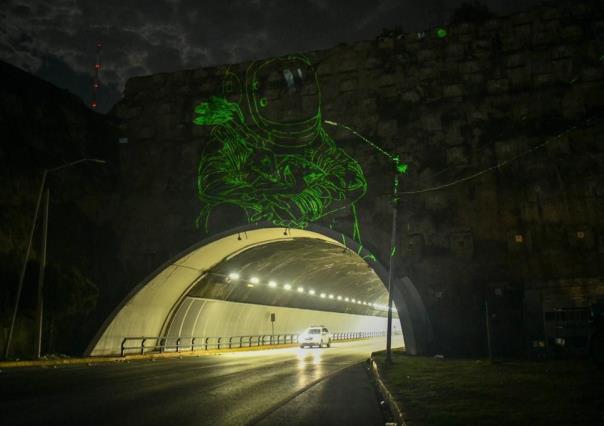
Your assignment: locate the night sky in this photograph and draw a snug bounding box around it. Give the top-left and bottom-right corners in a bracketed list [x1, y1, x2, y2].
[1, 0, 542, 113]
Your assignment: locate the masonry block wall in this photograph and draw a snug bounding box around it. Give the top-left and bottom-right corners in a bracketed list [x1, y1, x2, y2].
[111, 0, 604, 355]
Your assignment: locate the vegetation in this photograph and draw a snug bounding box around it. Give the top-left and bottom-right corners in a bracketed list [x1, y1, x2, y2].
[374, 351, 604, 425]
[0, 252, 98, 357]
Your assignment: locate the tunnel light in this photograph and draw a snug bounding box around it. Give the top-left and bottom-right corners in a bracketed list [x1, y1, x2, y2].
[228, 272, 240, 280]
[362, 301, 367, 305]
[284, 283, 292, 290]
[328, 294, 334, 299]
[247, 283, 255, 288]
[297, 286, 304, 293]
[351, 298, 356, 303]
[268, 280, 277, 288]
[357, 301, 362, 304]
[337, 296, 342, 300]
[345, 297, 349, 302]
[320, 293, 326, 298]
[250, 277, 259, 284]
[309, 289, 316, 295]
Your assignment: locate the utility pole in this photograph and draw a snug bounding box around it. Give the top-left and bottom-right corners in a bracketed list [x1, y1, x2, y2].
[34, 188, 49, 359]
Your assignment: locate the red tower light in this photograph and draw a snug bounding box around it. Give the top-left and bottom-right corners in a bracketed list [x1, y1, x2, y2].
[91, 41, 103, 110]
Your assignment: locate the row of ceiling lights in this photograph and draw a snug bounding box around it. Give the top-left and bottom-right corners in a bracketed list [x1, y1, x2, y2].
[226, 272, 391, 311]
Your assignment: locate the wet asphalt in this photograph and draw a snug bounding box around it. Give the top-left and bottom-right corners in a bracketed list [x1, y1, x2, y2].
[0, 338, 399, 426]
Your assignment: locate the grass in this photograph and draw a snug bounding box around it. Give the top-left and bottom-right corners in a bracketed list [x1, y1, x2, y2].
[373, 351, 604, 426]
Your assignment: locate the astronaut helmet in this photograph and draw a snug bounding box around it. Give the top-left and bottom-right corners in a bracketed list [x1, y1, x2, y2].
[230, 55, 322, 147]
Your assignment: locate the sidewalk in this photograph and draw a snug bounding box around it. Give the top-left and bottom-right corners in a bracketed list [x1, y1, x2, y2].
[256, 363, 386, 426]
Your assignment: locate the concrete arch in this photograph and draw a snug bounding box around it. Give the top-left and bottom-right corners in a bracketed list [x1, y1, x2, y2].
[86, 223, 433, 356]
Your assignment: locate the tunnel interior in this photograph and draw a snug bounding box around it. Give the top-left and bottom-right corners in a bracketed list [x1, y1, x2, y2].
[189, 238, 391, 314]
[166, 237, 402, 340]
[87, 227, 406, 356]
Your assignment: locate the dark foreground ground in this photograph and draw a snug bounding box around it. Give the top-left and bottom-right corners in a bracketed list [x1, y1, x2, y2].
[374, 351, 604, 426]
[0, 338, 400, 426]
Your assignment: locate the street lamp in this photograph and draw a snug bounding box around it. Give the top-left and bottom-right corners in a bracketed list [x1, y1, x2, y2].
[386, 157, 407, 364]
[321, 119, 407, 363]
[3, 158, 106, 360]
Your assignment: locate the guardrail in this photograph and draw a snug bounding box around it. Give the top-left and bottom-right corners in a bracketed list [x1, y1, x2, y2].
[120, 330, 386, 357]
[332, 331, 385, 340]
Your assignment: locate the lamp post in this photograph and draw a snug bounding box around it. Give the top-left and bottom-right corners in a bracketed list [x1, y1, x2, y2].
[3, 158, 106, 360]
[386, 158, 407, 364]
[34, 188, 49, 359]
[320, 119, 407, 363]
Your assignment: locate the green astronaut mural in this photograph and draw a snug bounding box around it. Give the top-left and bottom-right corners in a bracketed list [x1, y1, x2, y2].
[192, 55, 368, 242]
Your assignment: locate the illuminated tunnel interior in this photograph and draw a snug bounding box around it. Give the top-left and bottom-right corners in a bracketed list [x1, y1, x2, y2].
[87, 227, 404, 356]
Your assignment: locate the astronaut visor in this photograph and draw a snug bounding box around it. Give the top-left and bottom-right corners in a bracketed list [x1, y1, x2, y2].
[251, 58, 320, 124]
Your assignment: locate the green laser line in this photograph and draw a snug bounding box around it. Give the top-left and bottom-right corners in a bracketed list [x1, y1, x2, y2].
[324, 119, 408, 175]
[324, 120, 394, 160]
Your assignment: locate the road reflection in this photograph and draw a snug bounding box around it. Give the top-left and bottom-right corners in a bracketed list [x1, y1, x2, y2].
[295, 347, 323, 386]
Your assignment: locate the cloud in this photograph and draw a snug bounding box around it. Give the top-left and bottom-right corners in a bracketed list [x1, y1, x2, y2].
[1, 0, 544, 112]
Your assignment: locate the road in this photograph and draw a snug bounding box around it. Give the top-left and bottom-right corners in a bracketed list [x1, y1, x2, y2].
[0, 337, 403, 425]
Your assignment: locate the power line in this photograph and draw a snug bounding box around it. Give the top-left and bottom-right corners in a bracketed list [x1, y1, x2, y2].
[328, 114, 599, 197]
[397, 120, 590, 196]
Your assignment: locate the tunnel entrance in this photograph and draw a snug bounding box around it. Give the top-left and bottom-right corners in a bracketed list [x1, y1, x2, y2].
[86, 225, 430, 356]
[165, 237, 403, 346]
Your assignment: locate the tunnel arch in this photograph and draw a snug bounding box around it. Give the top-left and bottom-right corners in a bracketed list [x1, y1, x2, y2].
[86, 223, 433, 356]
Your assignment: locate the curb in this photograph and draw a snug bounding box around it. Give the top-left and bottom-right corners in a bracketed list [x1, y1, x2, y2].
[368, 356, 406, 426]
[0, 343, 300, 369]
[0, 337, 373, 369]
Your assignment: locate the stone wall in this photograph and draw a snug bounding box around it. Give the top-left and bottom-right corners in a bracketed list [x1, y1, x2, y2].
[111, 0, 604, 355]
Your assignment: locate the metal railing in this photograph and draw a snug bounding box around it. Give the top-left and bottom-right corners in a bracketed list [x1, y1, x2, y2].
[120, 330, 385, 357]
[331, 331, 385, 340]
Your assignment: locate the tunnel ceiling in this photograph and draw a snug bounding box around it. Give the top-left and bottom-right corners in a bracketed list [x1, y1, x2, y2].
[187, 237, 392, 317]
